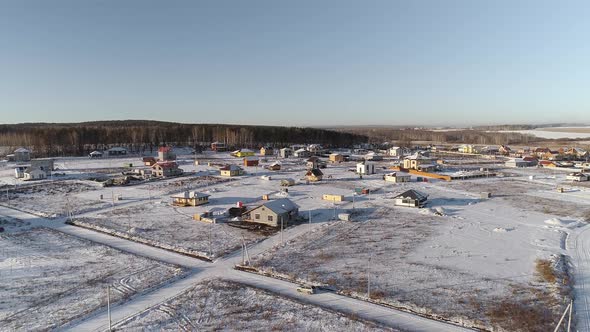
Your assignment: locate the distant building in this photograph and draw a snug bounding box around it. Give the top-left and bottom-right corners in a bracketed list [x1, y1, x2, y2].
[329, 153, 344, 163]
[89, 151, 103, 158]
[566, 173, 589, 182]
[364, 152, 383, 161]
[305, 168, 323, 182]
[384, 172, 411, 183]
[152, 161, 183, 177]
[14, 165, 28, 178]
[260, 147, 274, 156]
[31, 159, 54, 176]
[306, 157, 320, 170]
[107, 147, 128, 156]
[356, 161, 375, 175]
[243, 198, 299, 227]
[505, 158, 532, 168]
[171, 191, 210, 206]
[244, 157, 259, 167]
[23, 168, 46, 181]
[220, 165, 244, 177]
[14, 148, 31, 162]
[211, 141, 227, 152]
[279, 148, 293, 158]
[158, 146, 176, 161]
[268, 162, 281, 171]
[234, 149, 255, 158]
[403, 153, 435, 170]
[143, 156, 157, 166]
[294, 148, 311, 158]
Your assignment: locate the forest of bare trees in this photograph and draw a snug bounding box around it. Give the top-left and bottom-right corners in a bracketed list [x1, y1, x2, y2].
[0, 121, 367, 157]
[337, 127, 541, 146]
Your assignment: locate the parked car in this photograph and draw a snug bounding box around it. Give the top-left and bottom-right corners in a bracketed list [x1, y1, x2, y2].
[296, 284, 317, 295]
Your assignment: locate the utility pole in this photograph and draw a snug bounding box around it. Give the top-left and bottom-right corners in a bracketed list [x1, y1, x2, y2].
[567, 299, 573, 332]
[308, 209, 312, 232]
[553, 300, 572, 332]
[352, 191, 355, 210]
[107, 285, 112, 331]
[367, 253, 372, 299]
[280, 216, 284, 244]
[209, 222, 212, 258]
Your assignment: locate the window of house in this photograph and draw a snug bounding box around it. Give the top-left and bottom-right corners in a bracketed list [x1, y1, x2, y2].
[268, 215, 273, 222]
[255, 214, 260, 220]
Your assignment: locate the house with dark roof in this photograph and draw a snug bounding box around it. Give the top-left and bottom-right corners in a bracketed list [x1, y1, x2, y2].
[242, 198, 299, 227]
[393, 190, 428, 208]
[305, 168, 323, 182]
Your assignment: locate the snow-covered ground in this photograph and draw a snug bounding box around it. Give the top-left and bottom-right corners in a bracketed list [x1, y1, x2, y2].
[0, 227, 185, 331]
[2, 151, 590, 330]
[499, 126, 590, 139]
[115, 279, 394, 331]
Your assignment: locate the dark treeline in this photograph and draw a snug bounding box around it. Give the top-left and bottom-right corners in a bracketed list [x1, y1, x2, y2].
[338, 128, 541, 146]
[0, 121, 367, 157]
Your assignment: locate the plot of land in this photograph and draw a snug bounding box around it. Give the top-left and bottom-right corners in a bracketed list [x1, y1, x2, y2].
[0, 227, 185, 331]
[251, 179, 572, 331]
[0, 180, 109, 218]
[116, 279, 393, 331]
[73, 202, 271, 259]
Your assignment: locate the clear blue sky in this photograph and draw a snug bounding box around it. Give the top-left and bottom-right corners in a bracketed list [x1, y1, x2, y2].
[1, 1, 589, 126]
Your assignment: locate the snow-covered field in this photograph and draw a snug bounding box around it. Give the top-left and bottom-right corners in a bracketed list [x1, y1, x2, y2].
[499, 126, 590, 139]
[0, 227, 185, 331]
[2, 151, 589, 330]
[115, 279, 393, 331]
[251, 177, 579, 331]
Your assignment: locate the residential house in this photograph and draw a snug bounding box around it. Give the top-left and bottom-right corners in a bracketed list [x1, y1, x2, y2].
[244, 157, 259, 167]
[89, 151, 103, 158]
[539, 160, 558, 168]
[305, 168, 323, 182]
[23, 168, 46, 181]
[268, 162, 281, 171]
[171, 191, 210, 206]
[523, 156, 539, 166]
[294, 148, 311, 158]
[279, 148, 293, 158]
[458, 145, 478, 154]
[234, 149, 255, 158]
[14, 165, 28, 178]
[107, 147, 128, 156]
[388, 147, 403, 157]
[499, 145, 512, 155]
[14, 148, 31, 162]
[365, 152, 383, 161]
[566, 173, 589, 182]
[356, 161, 375, 175]
[307, 144, 323, 155]
[403, 153, 435, 170]
[393, 190, 428, 208]
[143, 157, 157, 166]
[260, 147, 274, 156]
[220, 165, 244, 177]
[329, 153, 344, 163]
[565, 148, 588, 160]
[211, 141, 227, 152]
[31, 159, 54, 176]
[505, 158, 532, 168]
[242, 198, 299, 227]
[532, 147, 552, 158]
[306, 157, 320, 170]
[384, 172, 411, 183]
[158, 146, 176, 161]
[152, 161, 183, 177]
[322, 194, 345, 202]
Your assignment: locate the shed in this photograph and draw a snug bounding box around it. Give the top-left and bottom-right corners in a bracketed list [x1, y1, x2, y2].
[356, 161, 375, 175]
[322, 194, 345, 202]
[329, 153, 344, 163]
[384, 172, 411, 183]
[244, 157, 259, 167]
[220, 165, 244, 177]
[14, 148, 31, 162]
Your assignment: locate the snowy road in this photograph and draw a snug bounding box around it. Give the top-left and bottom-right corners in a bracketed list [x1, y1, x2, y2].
[1, 204, 472, 332]
[572, 225, 590, 331]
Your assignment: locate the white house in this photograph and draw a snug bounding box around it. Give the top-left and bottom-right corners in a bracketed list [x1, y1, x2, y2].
[23, 168, 46, 181]
[294, 148, 311, 158]
[566, 173, 589, 182]
[14, 165, 28, 178]
[14, 148, 31, 162]
[388, 147, 402, 157]
[356, 161, 375, 175]
[279, 148, 293, 158]
[384, 172, 411, 183]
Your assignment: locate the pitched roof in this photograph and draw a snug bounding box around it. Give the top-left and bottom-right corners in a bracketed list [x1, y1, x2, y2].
[306, 169, 323, 176]
[261, 198, 299, 214]
[171, 191, 210, 199]
[220, 164, 243, 171]
[15, 148, 30, 153]
[393, 190, 428, 202]
[152, 161, 178, 169]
